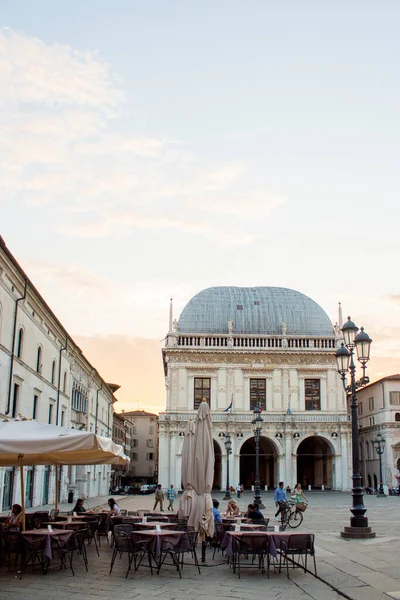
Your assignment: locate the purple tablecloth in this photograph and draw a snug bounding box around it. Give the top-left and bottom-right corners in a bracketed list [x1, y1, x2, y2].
[131, 530, 187, 558]
[22, 529, 73, 560]
[221, 531, 309, 558]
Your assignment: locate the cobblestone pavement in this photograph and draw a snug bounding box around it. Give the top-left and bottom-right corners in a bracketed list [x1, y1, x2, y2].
[1, 491, 399, 600]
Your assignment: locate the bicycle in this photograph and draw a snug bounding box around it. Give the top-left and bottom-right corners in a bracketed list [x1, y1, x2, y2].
[280, 500, 305, 529]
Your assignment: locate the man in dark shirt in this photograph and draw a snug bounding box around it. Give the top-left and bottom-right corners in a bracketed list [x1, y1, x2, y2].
[245, 503, 263, 520]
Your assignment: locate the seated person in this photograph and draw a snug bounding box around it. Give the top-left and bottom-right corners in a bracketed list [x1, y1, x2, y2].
[72, 498, 86, 514]
[108, 497, 121, 515]
[291, 484, 308, 505]
[224, 499, 240, 517]
[212, 498, 222, 523]
[4, 503, 23, 527]
[244, 503, 264, 521]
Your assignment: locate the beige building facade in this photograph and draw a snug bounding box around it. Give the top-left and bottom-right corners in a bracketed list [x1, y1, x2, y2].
[119, 410, 158, 483]
[357, 375, 400, 490]
[0, 237, 117, 511]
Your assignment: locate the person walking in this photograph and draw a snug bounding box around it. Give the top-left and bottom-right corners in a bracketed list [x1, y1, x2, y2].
[274, 481, 287, 521]
[235, 483, 241, 498]
[167, 484, 176, 511]
[153, 484, 165, 511]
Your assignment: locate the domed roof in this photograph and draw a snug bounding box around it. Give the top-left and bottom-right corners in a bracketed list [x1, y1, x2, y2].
[178, 286, 333, 336]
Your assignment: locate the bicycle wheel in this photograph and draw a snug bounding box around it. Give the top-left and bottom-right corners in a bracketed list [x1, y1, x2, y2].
[288, 509, 303, 528]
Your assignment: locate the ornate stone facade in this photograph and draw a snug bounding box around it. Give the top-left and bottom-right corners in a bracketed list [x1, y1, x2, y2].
[159, 287, 352, 491]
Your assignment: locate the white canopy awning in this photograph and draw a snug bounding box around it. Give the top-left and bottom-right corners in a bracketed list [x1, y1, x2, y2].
[0, 419, 129, 466]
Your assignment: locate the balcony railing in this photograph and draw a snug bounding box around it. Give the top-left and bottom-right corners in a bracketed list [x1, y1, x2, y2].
[159, 412, 349, 423]
[167, 333, 337, 350]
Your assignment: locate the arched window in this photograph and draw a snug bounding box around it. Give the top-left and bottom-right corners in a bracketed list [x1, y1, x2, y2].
[51, 360, 56, 385]
[36, 345, 42, 374]
[63, 371, 67, 393]
[395, 413, 400, 422]
[365, 441, 370, 460]
[16, 327, 24, 359]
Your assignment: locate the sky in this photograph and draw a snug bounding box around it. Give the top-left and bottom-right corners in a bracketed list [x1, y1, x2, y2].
[1, 1, 399, 414]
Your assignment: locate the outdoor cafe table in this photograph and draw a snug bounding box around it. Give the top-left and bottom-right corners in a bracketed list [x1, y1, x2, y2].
[131, 530, 186, 559]
[42, 521, 87, 530]
[221, 530, 310, 559]
[21, 528, 74, 561]
[135, 522, 178, 530]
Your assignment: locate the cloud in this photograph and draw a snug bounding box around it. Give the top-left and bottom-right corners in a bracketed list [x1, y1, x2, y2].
[0, 27, 284, 244]
[73, 335, 166, 414]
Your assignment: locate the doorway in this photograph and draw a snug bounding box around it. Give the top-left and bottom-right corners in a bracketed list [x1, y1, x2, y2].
[239, 436, 277, 489]
[296, 436, 333, 489]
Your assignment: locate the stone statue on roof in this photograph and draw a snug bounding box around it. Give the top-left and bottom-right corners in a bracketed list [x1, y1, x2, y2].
[281, 321, 287, 336]
[228, 320, 234, 334]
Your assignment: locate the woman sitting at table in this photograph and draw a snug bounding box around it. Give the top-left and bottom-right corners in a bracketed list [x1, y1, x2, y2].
[4, 504, 23, 527]
[224, 498, 240, 517]
[244, 503, 264, 521]
[108, 497, 121, 515]
[72, 498, 86, 514]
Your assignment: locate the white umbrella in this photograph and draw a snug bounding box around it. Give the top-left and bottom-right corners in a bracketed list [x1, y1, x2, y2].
[178, 418, 197, 519]
[0, 418, 129, 529]
[188, 400, 215, 542]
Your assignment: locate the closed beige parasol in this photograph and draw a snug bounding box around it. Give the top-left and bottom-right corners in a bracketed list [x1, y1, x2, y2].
[187, 400, 215, 541]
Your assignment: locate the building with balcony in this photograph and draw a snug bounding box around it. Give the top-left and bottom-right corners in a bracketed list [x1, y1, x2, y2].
[118, 410, 158, 483]
[159, 286, 351, 491]
[356, 375, 400, 490]
[0, 237, 118, 511]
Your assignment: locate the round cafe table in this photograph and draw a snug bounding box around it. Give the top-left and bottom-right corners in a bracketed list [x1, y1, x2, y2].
[21, 528, 74, 561]
[42, 521, 86, 529]
[135, 522, 178, 530]
[131, 530, 186, 558]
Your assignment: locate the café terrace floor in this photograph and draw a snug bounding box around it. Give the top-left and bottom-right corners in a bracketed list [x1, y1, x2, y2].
[1, 491, 399, 600]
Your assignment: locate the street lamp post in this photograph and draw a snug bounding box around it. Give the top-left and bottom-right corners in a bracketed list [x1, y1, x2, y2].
[336, 316, 375, 539]
[252, 406, 265, 509]
[223, 434, 232, 500]
[373, 432, 386, 497]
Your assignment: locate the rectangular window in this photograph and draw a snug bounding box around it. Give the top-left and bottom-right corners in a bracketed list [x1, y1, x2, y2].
[132, 452, 138, 460]
[250, 379, 266, 411]
[147, 439, 153, 448]
[390, 391, 400, 405]
[149, 426, 154, 434]
[147, 453, 154, 461]
[358, 402, 363, 415]
[194, 377, 211, 409]
[132, 439, 138, 447]
[305, 379, 321, 411]
[369, 397, 374, 411]
[11, 383, 19, 418]
[33, 394, 38, 420]
[48, 403, 53, 424]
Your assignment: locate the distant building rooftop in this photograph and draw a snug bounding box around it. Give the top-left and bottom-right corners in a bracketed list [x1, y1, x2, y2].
[120, 410, 157, 417]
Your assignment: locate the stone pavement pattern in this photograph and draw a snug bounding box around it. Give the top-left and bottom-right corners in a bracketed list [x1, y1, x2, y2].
[1, 492, 399, 600]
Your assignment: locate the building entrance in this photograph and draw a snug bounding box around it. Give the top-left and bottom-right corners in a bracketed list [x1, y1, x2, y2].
[296, 437, 333, 489]
[239, 436, 277, 489]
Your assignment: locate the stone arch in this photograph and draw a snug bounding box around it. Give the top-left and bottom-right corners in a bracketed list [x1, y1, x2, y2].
[239, 435, 279, 490]
[213, 438, 222, 490]
[296, 435, 334, 489]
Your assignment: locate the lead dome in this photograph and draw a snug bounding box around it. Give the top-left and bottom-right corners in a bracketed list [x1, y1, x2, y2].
[177, 286, 333, 337]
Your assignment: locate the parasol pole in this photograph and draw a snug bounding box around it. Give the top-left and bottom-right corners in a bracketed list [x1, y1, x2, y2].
[18, 454, 26, 532]
[55, 466, 59, 512]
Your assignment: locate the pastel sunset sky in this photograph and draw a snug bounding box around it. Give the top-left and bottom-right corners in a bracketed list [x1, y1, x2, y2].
[1, 1, 399, 414]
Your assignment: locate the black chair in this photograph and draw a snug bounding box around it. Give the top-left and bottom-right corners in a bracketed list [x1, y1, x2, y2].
[83, 518, 99, 556]
[49, 509, 59, 521]
[19, 536, 45, 579]
[96, 516, 110, 546]
[277, 534, 317, 578]
[180, 530, 200, 574]
[212, 522, 232, 559]
[232, 534, 268, 579]
[3, 528, 23, 571]
[74, 528, 88, 571]
[52, 532, 75, 576]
